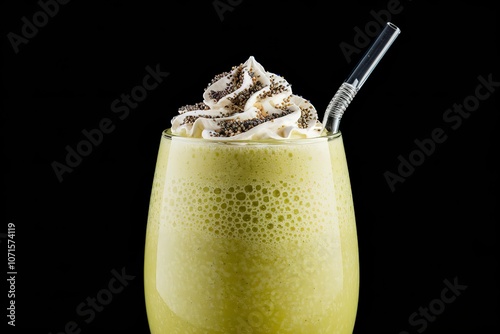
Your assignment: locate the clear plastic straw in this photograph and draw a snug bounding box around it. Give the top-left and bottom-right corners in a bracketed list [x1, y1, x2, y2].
[322, 22, 401, 134]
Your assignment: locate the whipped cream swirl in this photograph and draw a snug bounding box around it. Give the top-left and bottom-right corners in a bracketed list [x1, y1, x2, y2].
[171, 56, 323, 140]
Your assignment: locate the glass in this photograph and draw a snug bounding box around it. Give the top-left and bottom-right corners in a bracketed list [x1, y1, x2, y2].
[144, 129, 359, 333]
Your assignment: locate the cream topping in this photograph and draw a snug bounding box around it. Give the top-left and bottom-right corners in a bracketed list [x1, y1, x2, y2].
[171, 56, 322, 139]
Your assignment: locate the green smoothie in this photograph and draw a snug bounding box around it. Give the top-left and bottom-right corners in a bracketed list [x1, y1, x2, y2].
[144, 130, 359, 333]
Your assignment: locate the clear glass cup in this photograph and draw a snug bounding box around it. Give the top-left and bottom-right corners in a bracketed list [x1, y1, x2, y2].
[144, 129, 359, 333]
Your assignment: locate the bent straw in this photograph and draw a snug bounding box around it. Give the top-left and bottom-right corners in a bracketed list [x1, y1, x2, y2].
[322, 22, 401, 134]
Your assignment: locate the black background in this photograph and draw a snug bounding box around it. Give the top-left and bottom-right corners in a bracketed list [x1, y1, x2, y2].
[2, 0, 498, 333]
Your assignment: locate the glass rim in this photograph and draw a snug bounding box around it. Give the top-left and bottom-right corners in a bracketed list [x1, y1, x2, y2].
[161, 128, 342, 145]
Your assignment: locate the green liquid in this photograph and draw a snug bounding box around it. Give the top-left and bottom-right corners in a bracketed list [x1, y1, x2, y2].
[144, 132, 359, 333]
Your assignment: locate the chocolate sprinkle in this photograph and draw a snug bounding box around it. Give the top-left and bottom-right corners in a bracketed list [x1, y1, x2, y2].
[178, 102, 210, 114]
